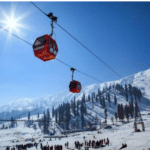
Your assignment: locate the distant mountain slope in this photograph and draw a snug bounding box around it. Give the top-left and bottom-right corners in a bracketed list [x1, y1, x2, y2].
[0, 68, 150, 120]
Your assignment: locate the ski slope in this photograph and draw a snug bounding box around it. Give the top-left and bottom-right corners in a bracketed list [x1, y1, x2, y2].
[0, 112, 150, 150]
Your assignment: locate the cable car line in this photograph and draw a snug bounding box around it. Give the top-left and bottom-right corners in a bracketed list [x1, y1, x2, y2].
[0, 26, 32, 46]
[56, 58, 103, 83]
[30, 1, 47, 16]
[0, 25, 102, 83]
[0, 118, 103, 123]
[0, 23, 147, 96]
[0, 25, 147, 96]
[0, 119, 56, 122]
[30, 2, 122, 78]
[55, 22, 122, 79]
[0, 119, 68, 123]
[0, 25, 146, 95]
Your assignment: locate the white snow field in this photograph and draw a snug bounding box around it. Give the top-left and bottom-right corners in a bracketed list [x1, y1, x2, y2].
[0, 111, 150, 150]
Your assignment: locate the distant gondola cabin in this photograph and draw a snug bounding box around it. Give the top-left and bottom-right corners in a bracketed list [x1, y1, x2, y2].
[33, 34, 58, 61]
[69, 80, 81, 93]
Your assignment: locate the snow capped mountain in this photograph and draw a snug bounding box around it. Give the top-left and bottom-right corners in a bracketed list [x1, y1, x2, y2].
[0, 68, 150, 120]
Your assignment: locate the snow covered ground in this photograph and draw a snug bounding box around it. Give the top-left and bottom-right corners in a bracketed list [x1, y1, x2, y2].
[0, 111, 150, 150]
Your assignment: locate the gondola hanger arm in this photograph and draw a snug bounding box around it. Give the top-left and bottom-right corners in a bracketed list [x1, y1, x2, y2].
[47, 12, 58, 37]
[71, 68, 75, 81]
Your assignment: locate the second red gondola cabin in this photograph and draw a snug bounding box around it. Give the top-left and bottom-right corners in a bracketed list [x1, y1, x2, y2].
[69, 80, 81, 93]
[33, 34, 58, 61]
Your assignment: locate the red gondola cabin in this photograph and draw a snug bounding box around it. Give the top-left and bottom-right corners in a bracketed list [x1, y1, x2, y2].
[69, 80, 81, 93]
[33, 34, 58, 61]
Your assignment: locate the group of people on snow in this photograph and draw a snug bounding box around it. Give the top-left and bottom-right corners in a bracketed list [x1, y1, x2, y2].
[40, 142, 63, 150]
[84, 138, 109, 148]
[74, 137, 110, 149]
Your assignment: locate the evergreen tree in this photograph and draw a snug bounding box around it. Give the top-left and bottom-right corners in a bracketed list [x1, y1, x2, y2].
[115, 111, 118, 122]
[43, 112, 47, 134]
[47, 109, 50, 130]
[109, 85, 111, 91]
[98, 88, 101, 96]
[71, 100, 74, 111]
[135, 101, 140, 120]
[58, 105, 60, 123]
[88, 94, 91, 101]
[126, 92, 128, 101]
[108, 93, 111, 107]
[137, 88, 142, 102]
[43, 111, 45, 116]
[134, 90, 137, 101]
[81, 99, 85, 128]
[103, 96, 105, 108]
[82, 93, 86, 103]
[120, 104, 124, 122]
[73, 97, 76, 117]
[81, 101, 84, 129]
[102, 87, 105, 94]
[129, 84, 132, 96]
[106, 93, 108, 100]
[68, 103, 71, 121]
[65, 102, 71, 130]
[130, 102, 134, 118]
[81, 113, 84, 129]
[2, 124, 5, 129]
[125, 84, 128, 94]
[84, 104, 87, 116]
[104, 109, 107, 123]
[116, 83, 122, 91]
[55, 109, 57, 123]
[92, 93, 94, 103]
[47, 109, 50, 119]
[77, 101, 79, 116]
[131, 96, 133, 104]
[114, 95, 117, 105]
[112, 83, 115, 89]
[125, 104, 129, 122]
[28, 111, 30, 120]
[117, 104, 121, 121]
[37, 112, 39, 118]
[96, 95, 98, 102]
[81, 100, 84, 115]
[93, 92, 96, 99]
[99, 96, 102, 106]
[139, 89, 142, 99]
[59, 104, 63, 122]
[52, 106, 54, 118]
[38, 118, 42, 129]
[11, 117, 14, 127]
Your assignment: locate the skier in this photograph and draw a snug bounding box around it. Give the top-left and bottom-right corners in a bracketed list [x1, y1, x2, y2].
[107, 138, 109, 146]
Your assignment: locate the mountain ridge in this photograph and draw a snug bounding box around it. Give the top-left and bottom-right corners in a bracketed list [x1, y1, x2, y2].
[0, 68, 150, 120]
